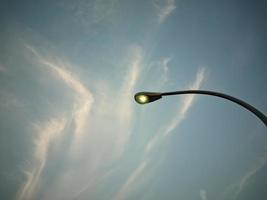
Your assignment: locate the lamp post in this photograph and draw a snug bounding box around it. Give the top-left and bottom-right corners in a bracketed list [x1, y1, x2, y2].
[134, 90, 267, 126]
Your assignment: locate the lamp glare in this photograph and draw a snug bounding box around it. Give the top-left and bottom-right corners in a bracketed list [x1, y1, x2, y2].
[136, 95, 149, 104]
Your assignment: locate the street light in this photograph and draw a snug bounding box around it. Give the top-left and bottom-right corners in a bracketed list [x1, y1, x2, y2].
[134, 90, 267, 126]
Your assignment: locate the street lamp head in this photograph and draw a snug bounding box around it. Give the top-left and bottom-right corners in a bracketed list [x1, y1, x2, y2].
[134, 92, 162, 104]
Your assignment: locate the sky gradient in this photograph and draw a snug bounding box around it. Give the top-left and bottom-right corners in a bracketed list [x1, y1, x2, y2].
[0, 0, 267, 200]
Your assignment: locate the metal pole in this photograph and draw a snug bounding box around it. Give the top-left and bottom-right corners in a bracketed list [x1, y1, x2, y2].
[161, 90, 267, 126]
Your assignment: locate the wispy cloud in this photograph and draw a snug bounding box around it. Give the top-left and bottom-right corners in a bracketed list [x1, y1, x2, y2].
[25, 45, 94, 150]
[50, 46, 144, 199]
[17, 45, 95, 200]
[154, 0, 176, 24]
[145, 67, 206, 154]
[233, 150, 267, 199]
[163, 67, 205, 136]
[219, 137, 267, 200]
[158, 57, 171, 85]
[17, 118, 66, 200]
[115, 161, 147, 200]
[200, 189, 208, 200]
[117, 67, 206, 199]
[60, 0, 120, 34]
[145, 134, 161, 153]
[114, 45, 143, 157]
[43, 61, 93, 150]
[17, 43, 145, 200]
[161, 57, 171, 73]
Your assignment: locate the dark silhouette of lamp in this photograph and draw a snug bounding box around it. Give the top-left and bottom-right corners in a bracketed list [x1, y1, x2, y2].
[134, 90, 267, 126]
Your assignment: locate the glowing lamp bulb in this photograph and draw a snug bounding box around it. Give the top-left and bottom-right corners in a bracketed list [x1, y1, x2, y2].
[135, 94, 149, 104]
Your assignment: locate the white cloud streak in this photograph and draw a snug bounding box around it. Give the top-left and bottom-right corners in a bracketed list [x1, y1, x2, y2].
[159, 57, 171, 85]
[25, 45, 94, 149]
[145, 68, 205, 153]
[163, 67, 205, 136]
[42, 60, 93, 149]
[61, 45, 144, 199]
[115, 161, 147, 200]
[17, 45, 95, 200]
[60, 0, 119, 34]
[219, 137, 267, 200]
[114, 45, 143, 157]
[233, 150, 267, 199]
[118, 67, 206, 200]
[145, 67, 206, 155]
[17, 118, 66, 200]
[155, 0, 176, 24]
[72, 45, 143, 199]
[161, 57, 171, 73]
[18, 44, 144, 200]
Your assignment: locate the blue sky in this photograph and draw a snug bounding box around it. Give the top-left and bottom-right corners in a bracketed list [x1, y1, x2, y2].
[0, 0, 267, 199]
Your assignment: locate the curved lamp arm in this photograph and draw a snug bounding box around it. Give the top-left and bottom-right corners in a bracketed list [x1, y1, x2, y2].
[134, 90, 267, 126]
